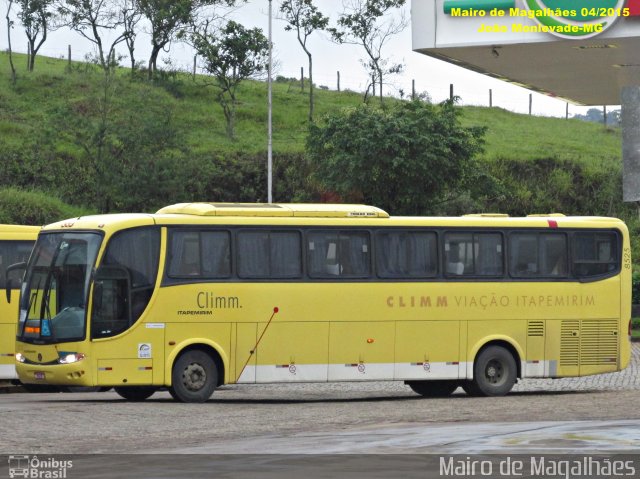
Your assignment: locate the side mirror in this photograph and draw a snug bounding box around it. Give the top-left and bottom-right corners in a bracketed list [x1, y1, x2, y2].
[5, 262, 27, 304]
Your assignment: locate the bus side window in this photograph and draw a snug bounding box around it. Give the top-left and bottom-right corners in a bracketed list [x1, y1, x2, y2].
[237, 230, 301, 279]
[573, 232, 618, 278]
[0, 241, 33, 289]
[178, 234, 201, 275]
[510, 233, 567, 278]
[476, 233, 503, 275]
[444, 233, 503, 276]
[376, 231, 437, 278]
[308, 231, 370, 279]
[540, 234, 567, 276]
[168, 230, 231, 279]
[445, 241, 465, 275]
[201, 232, 231, 277]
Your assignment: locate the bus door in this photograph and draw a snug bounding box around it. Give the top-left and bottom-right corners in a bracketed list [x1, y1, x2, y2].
[91, 265, 166, 386]
[91, 227, 164, 386]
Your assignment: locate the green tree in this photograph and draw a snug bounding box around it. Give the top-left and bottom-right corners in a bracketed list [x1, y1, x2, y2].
[330, 0, 407, 102]
[137, 0, 239, 80]
[59, 0, 131, 74]
[17, 0, 56, 71]
[279, 0, 328, 122]
[191, 20, 269, 139]
[6, 0, 17, 83]
[306, 99, 488, 215]
[52, 72, 187, 212]
[120, 0, 142, 75]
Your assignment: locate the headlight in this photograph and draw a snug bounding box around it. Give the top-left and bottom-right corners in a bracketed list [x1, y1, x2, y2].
[58, 353, 86, 364]
[15, 353, 25, 363]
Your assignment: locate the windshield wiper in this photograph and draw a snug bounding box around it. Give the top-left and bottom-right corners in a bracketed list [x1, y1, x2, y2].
[26, 276, 42, 322]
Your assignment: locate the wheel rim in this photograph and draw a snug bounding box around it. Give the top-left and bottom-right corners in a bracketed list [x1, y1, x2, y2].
[182, 362, 207, 391]
[484, 359, 505, 386]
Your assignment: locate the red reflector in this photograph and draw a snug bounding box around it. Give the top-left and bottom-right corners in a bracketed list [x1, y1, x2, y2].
[548, 220, 558, 228]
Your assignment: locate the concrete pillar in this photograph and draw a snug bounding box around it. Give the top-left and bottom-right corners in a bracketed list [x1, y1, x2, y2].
[622, 86, 640, 202]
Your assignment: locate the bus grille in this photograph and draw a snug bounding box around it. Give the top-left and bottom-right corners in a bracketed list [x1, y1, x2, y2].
[560, 320, 580, 366]
[561, 319, 619, 367]
[527, 321, 544, 337]
[580, 319, 618, 365]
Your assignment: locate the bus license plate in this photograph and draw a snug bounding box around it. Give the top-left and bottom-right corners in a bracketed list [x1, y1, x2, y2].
[34, 372, 45, 380]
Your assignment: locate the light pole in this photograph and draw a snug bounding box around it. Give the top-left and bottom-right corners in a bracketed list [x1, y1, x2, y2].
[267, 0, 273, 203]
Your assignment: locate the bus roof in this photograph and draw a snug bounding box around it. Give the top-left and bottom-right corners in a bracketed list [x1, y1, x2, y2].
[155, 203, 390, 218]
[0, 224, 41, 240]
[38, 206, 627, 234]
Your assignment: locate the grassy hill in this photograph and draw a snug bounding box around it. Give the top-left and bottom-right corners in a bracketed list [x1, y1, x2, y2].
[461, 107, 620, 166]
[0, 51, 628, 225]
[0, 52, 365, 156]
[1, 52, 621, 162]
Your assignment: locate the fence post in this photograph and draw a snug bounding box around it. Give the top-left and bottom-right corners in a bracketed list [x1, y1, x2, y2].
[604, 105, 607, 127]
[337, 71, 340, 92]
[449, 83, 454, 101]
[68, 45, 71, 67]
[489, 89, 492, 107]
[301, 67, 304, 91]
[566, 102, 569, 120]
[372, 74, 376, 97]
[529, 94, 532, 115]
[412, 79, 416, 100]
[193, 55, 197, 78]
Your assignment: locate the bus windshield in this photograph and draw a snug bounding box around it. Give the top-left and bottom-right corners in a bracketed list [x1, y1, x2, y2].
[18, 232, 102, 344]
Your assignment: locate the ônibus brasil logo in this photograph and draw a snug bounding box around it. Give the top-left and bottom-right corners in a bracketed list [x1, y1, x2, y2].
[524, 0, 626, 39]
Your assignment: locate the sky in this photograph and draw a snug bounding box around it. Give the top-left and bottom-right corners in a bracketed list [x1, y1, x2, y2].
[1, 0, 599, 117]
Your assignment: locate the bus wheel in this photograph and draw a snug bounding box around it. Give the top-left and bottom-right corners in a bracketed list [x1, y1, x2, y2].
[170, 349, 218, 403]
[468, 346, 516, 397]
[114, 386, 156, 401]
[460, 381, 476, 396]
[406, 380, 459, 397]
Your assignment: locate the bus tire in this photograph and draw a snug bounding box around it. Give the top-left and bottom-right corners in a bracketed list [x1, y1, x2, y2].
[170, 349, 218, 403]
[460, 381, 477, 396]
[468, 345, 517, 397]
[406, 380, 459, 397]
[114, 386, 156, 401]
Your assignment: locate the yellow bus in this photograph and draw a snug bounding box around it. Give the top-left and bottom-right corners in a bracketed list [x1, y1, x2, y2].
[13, 204, 631, 402]
[0, 225, 39, 381]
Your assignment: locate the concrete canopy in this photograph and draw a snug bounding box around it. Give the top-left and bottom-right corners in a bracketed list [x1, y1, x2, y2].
[412, 0, 640, 105]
